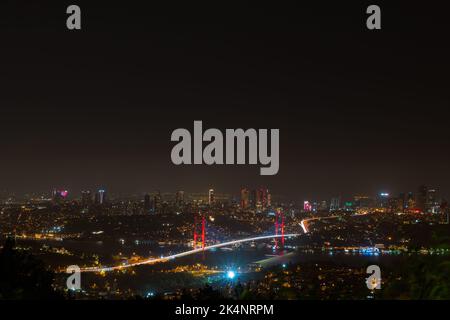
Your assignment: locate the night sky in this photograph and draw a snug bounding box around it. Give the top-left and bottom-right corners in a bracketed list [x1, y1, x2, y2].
[1, 1, 449, 201]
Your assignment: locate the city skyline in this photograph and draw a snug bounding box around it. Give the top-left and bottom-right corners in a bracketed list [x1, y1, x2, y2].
[1, 2, 449, 200]
[2, 183, 446, 214]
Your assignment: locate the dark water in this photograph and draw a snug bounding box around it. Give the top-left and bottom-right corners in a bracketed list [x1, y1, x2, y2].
[17, 238, 412, 295]
[17, 238, 407, 270]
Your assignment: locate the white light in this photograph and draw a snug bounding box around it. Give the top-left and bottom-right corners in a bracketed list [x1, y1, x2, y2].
[226, 271, 236, 279]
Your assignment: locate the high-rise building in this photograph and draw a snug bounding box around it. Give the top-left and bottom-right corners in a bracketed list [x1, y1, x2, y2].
[256, 187, 270, 210]
[240, 188, 250, 209]
[175, 190, 184, 207]
[426, 188, 439, 213]
[303, 201, 312, 212]
[416, 185, 428, 213]
[208, 189, 215, 206]
[406, 192, 415, 210]
[398, 193, 406, 211]
[319, 200, 328, 211]
[354, 195, 372, 208]
[250, 189, 257, 208]
[330, 196, 340, 212]
[81, 190, 92, 208]
[95, 189, 106, 205]
[395, 193, 406, 212]
[144, 193, 151, 213]
[153, 191, 162, 213]
[53, 189, 68, 203]
[377, 192, 390, 209]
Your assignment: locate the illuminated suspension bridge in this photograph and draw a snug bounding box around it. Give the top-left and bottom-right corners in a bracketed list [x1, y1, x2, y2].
[80, 233, 300, 273]
[79, 209, 301, 273]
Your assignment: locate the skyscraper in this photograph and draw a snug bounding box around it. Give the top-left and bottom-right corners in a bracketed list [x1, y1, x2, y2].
[144, 193, 151, 213]
[406, 192, 416, 210]
[153, 191, 162, 213]
[250, 189, 257, 208]
[353, 195, 372, 209]
[426, 188, 439, 213]
[256, 187, 270, 210]
[96, 189, 106, 205]
[240, 188, 249, 209]
[416, 185, 428, 213]
[52, 189, 68, 203]
[330, 196, 341, 212]
[319, 200, 328, 211]
[175, 190, 185, 207]
[398, 193, 406, 211]
[303, 201, 312, 212]
[81, 190, 92, 208]
[208, 189, 215, 206]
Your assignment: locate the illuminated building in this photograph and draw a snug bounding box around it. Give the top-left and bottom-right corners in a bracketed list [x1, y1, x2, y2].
[153, 191, 162, 213]
[250, 189, 257, 208]
[144, 193, 151, 213]
[81, 190, 92, 208]
[416, 185, 428, 213]
[330, 196, 340, 212]
[343, 201, 354, 211]
[319, 200, 328, 211]
[95, 189, 106, 205]
[256, 187, 270, 210]
[208, 189, 215, 205]
[395, 193, 406, 212]
[303, 201, 312, 212]
[175, 190, 184, 207]
[353, 195, 372, 209]
[426, 188, 439, 214]
[406, 192, 416, 210]
[398, 193, 406, 211]
[240, 188, 249, 209]
[53, 189, 68, 203]
[377, 192, 390, 209]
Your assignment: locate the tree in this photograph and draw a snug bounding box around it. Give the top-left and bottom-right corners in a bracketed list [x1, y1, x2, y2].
[0, 238, 63, 300]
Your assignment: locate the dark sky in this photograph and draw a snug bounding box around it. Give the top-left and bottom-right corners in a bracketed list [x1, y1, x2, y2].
[0, 1, 449, 201]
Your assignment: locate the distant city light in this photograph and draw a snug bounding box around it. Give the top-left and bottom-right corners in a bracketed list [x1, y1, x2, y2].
[303, 201, 312, 212]
[226, 270, 236, 279]
[380, 193, 389, 197]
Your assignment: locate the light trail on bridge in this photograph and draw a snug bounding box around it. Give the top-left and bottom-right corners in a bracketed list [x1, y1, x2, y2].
[79, 233, 300, 273]
[300, 212, 371, 233]
[300, 215, 340, 233]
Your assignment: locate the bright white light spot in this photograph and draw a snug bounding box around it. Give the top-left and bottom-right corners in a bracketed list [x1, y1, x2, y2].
[227, 271, 236, 279]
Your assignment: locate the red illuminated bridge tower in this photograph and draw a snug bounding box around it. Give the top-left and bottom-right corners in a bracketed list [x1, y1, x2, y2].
[274, 208, 285, 248]
[193, 211, 206, 250]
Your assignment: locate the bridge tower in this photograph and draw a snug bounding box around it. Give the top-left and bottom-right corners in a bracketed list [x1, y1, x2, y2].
[281, 210, 285, 246]
[274, 208, 285, 248]
[193, 211, 206, 249]
[201, 215, 206, 250]
[193, 215, 198, 248]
